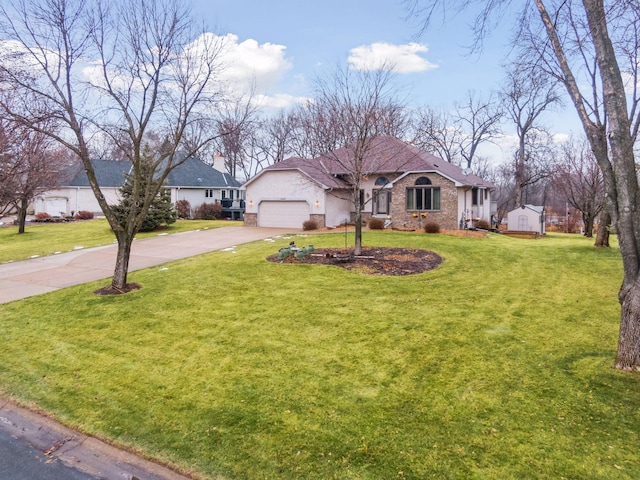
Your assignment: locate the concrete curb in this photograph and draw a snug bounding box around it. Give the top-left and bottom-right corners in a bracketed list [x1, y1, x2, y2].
[0, 398, 193, 479]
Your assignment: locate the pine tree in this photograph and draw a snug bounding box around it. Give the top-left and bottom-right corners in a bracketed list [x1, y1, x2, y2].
[112, 145, 177, 232]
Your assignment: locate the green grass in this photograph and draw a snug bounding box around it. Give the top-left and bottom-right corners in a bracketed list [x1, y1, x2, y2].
[1, 231, 638, 479]
[0, 219, 242, 264]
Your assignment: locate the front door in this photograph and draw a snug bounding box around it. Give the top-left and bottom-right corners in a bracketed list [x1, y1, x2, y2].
[373, 189, 390, 215]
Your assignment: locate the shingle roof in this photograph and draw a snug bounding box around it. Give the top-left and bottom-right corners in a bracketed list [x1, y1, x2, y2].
[64, 160, 132, 187]
[62, 158, 238, 189]
[165, 157, 241, 188]
[253, 136, 494, 189]
[259, 157, 351, 189]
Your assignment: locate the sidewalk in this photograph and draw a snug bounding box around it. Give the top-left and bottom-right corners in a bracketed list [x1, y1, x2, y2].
[0, 225, 298, 479]
[0, 226, 296, 304]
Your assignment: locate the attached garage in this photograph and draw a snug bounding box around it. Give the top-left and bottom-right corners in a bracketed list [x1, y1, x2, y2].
[44, 197, 68, 216]
[258, 201, 309, 228]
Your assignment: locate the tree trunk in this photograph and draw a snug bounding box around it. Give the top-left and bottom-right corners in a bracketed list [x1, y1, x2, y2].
[594, 211, 610, 247]
[354, 210, 363, 256]
[617, 279, 640, 370]
[582, 0, 640, 370]
[17, 198, 28, 234]
[111, 233, 133, 291]
[514, 138, 526, 208]
[583, 212, 594, 237]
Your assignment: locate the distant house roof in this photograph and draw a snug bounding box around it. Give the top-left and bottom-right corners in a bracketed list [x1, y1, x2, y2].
[61, 158, 239, 189]
[244, 136, 494, 190]
[63, 160, 132, 188]
[165, 157, 240, 188]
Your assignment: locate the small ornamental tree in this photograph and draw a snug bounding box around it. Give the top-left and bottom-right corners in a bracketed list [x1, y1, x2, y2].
[112, 146, 177, 232]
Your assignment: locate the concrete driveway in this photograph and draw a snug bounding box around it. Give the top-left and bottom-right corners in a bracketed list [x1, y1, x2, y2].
[0, 226, 297, 304]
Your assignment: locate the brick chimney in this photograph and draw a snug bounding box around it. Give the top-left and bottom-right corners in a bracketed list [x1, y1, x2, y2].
[213, 152, 226, 173]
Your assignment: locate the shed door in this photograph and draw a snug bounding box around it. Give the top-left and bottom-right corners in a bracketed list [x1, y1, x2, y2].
[258, 201, 309, 228]
[518, 215, 529, 231]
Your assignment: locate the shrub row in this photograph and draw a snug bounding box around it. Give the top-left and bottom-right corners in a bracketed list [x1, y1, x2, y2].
[303, 217, 443, 233]
[175, 200, 226, 220]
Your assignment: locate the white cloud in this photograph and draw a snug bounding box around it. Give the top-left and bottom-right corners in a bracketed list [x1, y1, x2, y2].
[348, 42, 438, 73]
[3, 32, 297, 109]
[217, 33, 292, 93]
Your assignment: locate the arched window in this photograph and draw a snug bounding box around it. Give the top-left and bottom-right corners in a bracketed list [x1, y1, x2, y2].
[375, 176, 388, 186]
[406, 176, 440, 211]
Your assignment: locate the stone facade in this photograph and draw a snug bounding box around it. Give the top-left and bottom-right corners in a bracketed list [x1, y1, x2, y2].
[244, 212, 257, 227]
[390, 173, 458, 230]
[309, 214, 326, 229]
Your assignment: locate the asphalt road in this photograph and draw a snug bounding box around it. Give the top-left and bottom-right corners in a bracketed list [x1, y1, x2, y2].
[0, 429, 99, 480]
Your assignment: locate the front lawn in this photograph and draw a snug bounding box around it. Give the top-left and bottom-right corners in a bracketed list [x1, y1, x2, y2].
[0, 219, 242, 264]
[0, 231, 637, 479]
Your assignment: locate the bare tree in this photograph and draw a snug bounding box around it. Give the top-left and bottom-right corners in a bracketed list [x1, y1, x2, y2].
[0, 117, 68, 232]
[412, 91, 502, 173]
[0, 121, 18, 218]
[257, 110, 298, 165]
[412, 106, 463, 163]
[406, 0, 640, 370]
[300, 66, 408, 255]
[0, 0, 236, 293]
[486, 161, 516, 224]
[237, 110, 299, 179]
[455, 91, 503, 170]
[554, 136, 604, 237]
[500, 63, 562, 207]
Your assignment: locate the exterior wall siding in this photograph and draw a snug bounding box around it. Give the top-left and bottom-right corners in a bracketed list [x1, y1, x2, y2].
[390, 173, 458, 230]
[34, 187, 121, 216]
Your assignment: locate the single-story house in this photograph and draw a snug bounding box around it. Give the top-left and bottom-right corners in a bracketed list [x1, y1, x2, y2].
[507, 204, 546, 235]
[242, 136, 496, 230]
[33, 156, 244, 218]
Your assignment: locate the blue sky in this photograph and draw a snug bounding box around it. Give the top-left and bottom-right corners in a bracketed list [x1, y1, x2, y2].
[190, 0, 581, 164]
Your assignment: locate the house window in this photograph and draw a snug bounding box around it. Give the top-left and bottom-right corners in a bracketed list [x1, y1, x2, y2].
[406, 177, 440, 210]
[205, 189, 214, 198]
[373, 189, 390, 215]
[375, 176, 388, 186]
[472, 187, 483, 206]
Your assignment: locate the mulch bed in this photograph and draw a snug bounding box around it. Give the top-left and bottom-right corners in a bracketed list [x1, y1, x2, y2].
[266, 247, 443, 276]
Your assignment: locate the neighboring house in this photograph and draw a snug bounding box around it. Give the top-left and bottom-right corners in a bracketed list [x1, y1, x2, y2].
[242, 136, 495, 230]
[33, 157, 244, 218]
[507, 205, 546, 235]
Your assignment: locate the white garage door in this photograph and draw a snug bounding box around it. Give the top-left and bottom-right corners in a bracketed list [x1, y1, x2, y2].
[258, 201, 309, 228]
[45, 197, 68, 216]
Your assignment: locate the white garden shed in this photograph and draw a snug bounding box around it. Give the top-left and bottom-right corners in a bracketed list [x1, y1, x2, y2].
[507, 204, 546, 235]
